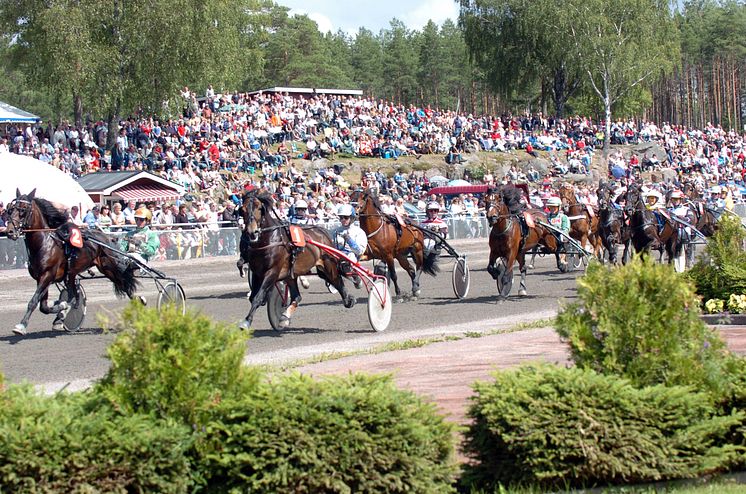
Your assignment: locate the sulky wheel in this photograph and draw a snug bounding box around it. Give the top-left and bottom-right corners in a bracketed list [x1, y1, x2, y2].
[495, 258, 513, 299]
[157, 281, 187, 315]
[267, 281, 289, 331]
[367, 280, 392, 332]
[451, 257, 470, 299]
[58, 283, 87, 332]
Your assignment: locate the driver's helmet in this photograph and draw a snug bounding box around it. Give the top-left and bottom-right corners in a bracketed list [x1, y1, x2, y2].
[134, 206, 152, 222]
[295, 199, 308, 210]
[670, 190, 684, 200]
[546, 196, 562, 208]
[645, 190, 662, 204]
[337, 203, 355, 218]
[426, 201, 441, 212]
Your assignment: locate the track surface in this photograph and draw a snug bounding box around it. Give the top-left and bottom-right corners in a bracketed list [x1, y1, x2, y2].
[0, 239, 582, 390]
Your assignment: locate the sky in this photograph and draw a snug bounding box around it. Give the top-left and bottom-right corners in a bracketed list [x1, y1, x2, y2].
[277, 0, 460, 35]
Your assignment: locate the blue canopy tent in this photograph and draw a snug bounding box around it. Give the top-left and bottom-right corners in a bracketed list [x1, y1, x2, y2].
[0, 101, 40, 124]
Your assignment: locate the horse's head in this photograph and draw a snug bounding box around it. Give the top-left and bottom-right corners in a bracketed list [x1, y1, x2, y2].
[356, 188, 378, 218]
[240, 191, 272, 243]
[5, 188, 37, 240]
[483, 187, 504, 226]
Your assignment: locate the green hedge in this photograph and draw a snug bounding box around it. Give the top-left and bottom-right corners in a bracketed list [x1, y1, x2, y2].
[687, 214, 746, 302]
[556, 255, 731, 394]
[96, 303, 260, 427]
[461, 364, 743, 491]
[0, 386, 193, 493]
[198, 373, 458, 493]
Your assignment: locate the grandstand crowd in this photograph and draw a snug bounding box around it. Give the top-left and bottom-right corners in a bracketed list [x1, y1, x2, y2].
[2, 87, 746, 267]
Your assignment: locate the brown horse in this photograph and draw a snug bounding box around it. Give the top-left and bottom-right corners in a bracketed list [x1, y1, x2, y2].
[237, 191, 353, 330]
[558, 184, 602, 258]
[356, 189, 438, 301]
[5, 189, 139, 335]
[595, 180, 630, 264]
[484, 186, 560, 300]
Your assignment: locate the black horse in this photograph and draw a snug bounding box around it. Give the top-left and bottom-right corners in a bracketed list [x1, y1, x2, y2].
[623, 184, 683, 266]
[237, 191, 354, 330]
[5, 189, 138, 335]
[596, 181, 629, 264]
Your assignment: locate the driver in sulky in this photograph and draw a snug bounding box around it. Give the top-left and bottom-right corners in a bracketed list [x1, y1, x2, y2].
[420, 201, 448, 256]
[118, 206, 160, 265]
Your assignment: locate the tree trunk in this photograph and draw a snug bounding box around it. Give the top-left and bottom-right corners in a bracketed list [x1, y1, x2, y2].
[552, 67, 568, 118]
[603, 74, 611, 156]
[73, 92, 83, 129]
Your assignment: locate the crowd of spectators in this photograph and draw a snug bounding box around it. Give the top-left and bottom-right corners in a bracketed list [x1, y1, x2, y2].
[2, 87, 746, 267]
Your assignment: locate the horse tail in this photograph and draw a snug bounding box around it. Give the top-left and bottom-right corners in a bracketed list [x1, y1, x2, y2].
[95, 241, 140, 298]
[422, 248, 440, 276]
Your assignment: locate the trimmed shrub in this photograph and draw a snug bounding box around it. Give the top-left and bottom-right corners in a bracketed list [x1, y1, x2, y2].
[0, 385, 193, 493]
[461, 364, 742, 491]
[198, 373, 458, 493]
[687, 214, 746, 302]
[96, 303, 260, 427]
[555, 255, 731, 394]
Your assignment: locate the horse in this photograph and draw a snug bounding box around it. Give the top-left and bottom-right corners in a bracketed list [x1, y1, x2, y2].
[483, 185, 561, 300]
[595, 181, 629, 264]
[558, 183, 603, 258]
[623, 184, 683, 266]
[237, 190, 353, 330]
[355, 189, 438, 302]
[5, 188, 139, 335]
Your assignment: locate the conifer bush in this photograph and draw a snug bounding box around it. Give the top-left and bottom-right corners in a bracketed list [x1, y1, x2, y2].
[96, 303, 261, 427]
[461, 364, 742, 491]
[687, 214, 746, 303]
[555, 255, 731, 394]
[197, 373, 458, 493]
[0, 385, 193, 493]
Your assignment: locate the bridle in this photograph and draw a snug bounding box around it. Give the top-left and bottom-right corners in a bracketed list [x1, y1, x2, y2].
[242, 196, 290, 247]
[484, 193, 515, 237]
[5, 198, 34, 238]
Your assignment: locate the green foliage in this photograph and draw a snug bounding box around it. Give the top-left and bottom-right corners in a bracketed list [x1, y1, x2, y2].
[462, 364, 743, 491]
[687, 214, 746, 302]
[555, 256, 730, 394]
[0, 386, 193, 493]
[198, 373, 457, 493]
[96, 303, 259, 427]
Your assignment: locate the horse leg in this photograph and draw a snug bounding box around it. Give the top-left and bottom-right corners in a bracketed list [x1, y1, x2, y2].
[239, 272, 273, 330]
[279, 278, 301, 328]
[397, 252, 419, 299]
[14, 273, 56, 335]
[517, 253, 528, 296]
[51, 270, 78, 330]
[386, 256, 404, 302]
[319, 260, 355, 308]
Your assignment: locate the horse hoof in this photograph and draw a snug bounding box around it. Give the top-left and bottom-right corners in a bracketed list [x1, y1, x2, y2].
[518, 289, 528, 296]
[52, 322, 64, 331]
[238, 319, 251, 330]
[527, 264, 535, 270]
[394, 297, 405, 304]
[413, 289, 421, 297]
[300, 277, 310, 289]
[138, 296, 147, 306]
[279, 316, 291, 327]
[410, 296, 418, 302]
[344, 296, 357, 309]
[13, 324, 27, 336]
[246, 291, 252, 299]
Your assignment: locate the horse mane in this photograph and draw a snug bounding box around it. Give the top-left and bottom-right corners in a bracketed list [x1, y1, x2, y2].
[363, 189, 383, 211]
[255, 191, 276, 212]
[33, 197, 69, 228]
[501, 186, 525, 215]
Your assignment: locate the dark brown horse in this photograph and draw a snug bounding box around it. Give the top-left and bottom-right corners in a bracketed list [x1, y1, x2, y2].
[484, 186, 560, 300]
[558, 183, 603, 258]
[5, 189, 139, 335]
[595, 181, 629, 264]
[356, 189, 438, 301]
[237, 191, 353, 329]
[624, 184, 683, 266]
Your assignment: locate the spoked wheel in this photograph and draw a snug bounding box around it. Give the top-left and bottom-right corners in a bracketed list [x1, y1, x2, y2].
[496, 258, 513, 298]
[58, 283, 87, 332]
[157, 281, 186, 315]
[367, 280, 392, 332]
[451, 257, 470, 299]
[267, 281, 289, 331]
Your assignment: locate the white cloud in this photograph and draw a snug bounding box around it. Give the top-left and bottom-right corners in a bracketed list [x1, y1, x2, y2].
[287, 8, 335, 34]
[400, 0, 460, 30]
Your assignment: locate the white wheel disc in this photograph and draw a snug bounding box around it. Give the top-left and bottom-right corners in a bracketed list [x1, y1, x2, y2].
[367, 280, 392, 332]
